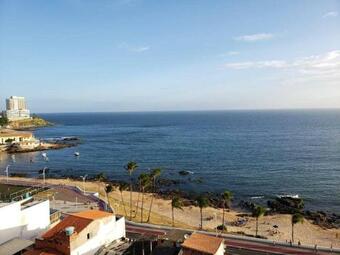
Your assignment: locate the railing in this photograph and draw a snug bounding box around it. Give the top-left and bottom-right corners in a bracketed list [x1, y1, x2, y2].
[50, 210, 62, 224]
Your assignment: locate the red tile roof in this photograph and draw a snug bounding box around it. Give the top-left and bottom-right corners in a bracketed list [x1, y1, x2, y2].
[42, 215, 91, 239]
[42, 210, 112, 239]
[181, 233, 224, 255]
[72, 210, 113, 220]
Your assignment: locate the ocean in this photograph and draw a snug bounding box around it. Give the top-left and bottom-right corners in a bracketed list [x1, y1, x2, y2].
[1, 110, 340, 213]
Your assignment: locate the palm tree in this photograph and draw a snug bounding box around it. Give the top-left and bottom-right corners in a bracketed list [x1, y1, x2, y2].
[221, 190, 233, 232]
[171, 196, 183, 227]
[104, 184, 113, 213]
[197, 195, 209, 230]
[119, 183, 129, 217]
[124, 161, 138, 220]
[252, 205, 266, 237]
[147, 168, 162, 222]
[138, 173, 151, 223]
[291, 213, 304, 243]
[95, 172, 107, 195]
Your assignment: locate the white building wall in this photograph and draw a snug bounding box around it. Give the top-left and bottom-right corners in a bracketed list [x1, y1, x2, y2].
[215, 242, 226, 255]
[0, 202, 22, 244]
[21, 200, 50, 240]
[71, 216, 126, 255]
[0, 199, 50, 244]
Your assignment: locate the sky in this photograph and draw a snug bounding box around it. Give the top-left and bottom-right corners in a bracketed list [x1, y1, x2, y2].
[0, 0, 339, 113]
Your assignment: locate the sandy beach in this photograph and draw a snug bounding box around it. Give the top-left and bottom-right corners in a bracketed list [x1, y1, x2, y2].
[1, 176, 340, 248]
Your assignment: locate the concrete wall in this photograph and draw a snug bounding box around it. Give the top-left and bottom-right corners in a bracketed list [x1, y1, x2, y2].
[71, 216, 126, 255]
[0, 199, 50, 244]
[215, 242, 226, 255]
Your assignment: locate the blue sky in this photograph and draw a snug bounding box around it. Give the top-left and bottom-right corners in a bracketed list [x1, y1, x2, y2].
[0, 0, 339, 113]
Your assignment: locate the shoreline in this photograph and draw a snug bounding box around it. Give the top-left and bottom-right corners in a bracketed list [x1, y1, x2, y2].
[1, 176, 340, 247]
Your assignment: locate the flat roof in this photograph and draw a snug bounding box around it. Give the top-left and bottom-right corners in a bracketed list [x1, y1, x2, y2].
[0, 238, 34, 255]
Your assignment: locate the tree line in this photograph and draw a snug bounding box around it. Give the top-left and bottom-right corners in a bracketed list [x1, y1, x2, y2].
[98, 161, 304, 243]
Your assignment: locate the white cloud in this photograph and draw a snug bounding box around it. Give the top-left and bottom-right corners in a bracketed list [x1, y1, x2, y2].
[130, 46, 150, 52]
[219, 51, 240, 57]
[227, 51, 240, 56]
[223, 50, 340, 84]
[118, 42, 150, 53]
[234, 33, 274, 42]
[323, 11, 338, 18]
[224, 60, 287, 69]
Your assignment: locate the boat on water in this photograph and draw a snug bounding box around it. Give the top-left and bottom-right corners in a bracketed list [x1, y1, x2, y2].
[277, 194, 299, 199]
[74, 152, 80, 156]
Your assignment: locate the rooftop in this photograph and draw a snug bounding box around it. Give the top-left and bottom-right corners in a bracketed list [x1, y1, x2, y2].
[42, 210, 113, 239]
[181, 233, 224, 255]
[0, 238, 34, 255]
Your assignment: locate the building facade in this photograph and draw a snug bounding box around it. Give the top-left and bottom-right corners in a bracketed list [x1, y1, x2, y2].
[25, 210, 126, 255]
[0, 198, 51, 245]
[4, 96, 31, 121]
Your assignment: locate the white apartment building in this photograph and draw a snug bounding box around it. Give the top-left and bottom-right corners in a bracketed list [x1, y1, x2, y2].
[4, 96, 31, 121]
[0, 198, 51, 245]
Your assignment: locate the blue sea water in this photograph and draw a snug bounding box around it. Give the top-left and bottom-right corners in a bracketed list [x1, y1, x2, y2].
[1, 110, 340, 213]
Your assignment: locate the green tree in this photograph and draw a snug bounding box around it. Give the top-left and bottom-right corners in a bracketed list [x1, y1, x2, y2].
[104, 184, 113, 213]
[138, 173, 151, 223]
[291, 213, 304, 243]
[252, 206, 266, 237]
[171, 196, 183, 227]
[124, 161, 138, 220]
[146, 168, 162, 222]
[197, 195, 209, 230]
[221, 190, 233, 232]
[119, 183, 129, 217]
[0, 116, 8, 126]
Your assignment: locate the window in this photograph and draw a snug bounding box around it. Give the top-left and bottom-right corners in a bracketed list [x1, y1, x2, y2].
[87, 233, 91, 239]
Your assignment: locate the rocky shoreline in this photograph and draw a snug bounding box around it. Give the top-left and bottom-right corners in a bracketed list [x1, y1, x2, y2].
[33, 173, 340, 230]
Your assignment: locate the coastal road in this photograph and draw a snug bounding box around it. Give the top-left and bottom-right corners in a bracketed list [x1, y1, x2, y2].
[125, 222, 338, 255]
[1, 178, 339, 255]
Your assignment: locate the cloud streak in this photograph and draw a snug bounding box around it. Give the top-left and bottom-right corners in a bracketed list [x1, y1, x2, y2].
[223, 50, 340, 84]
[234, 33, 274, 42]
[323, 11, 338, 18]
[118, 42, 150, 53]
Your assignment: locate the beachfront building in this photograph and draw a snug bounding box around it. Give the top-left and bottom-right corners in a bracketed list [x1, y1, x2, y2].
[0, 198, 51, 252]
[0, 128, 40, 151]
[25, 210, 126, 255]
[3, 96, 31, 121]
[179, 233, 226, 255]
[0, 129, 34, 144]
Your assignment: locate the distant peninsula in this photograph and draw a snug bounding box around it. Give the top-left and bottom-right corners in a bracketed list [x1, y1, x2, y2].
[5, 114, 52, 130]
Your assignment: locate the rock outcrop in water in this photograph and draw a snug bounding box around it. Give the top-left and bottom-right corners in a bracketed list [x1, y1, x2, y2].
[267, 196, 304, 214]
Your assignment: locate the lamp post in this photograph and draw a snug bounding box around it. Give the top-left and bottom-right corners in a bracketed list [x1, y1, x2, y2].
[4, 165, 10, 183]
[42, 167, 48, 186]
[80, 174, 88, 194]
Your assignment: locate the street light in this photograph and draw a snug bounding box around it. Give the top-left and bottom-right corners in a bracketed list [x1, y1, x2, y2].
[80, 174, 88, 194]
[42, 167, 48, 186]
[4, 165, 10, 183]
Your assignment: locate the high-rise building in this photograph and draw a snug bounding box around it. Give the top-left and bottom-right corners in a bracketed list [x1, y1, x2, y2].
[4, 96, 31, 121]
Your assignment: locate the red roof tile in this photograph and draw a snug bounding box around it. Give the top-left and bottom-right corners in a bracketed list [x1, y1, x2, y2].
[181, 233, 224, 255]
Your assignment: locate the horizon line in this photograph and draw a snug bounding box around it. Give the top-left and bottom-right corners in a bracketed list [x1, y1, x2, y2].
[34, 107, 340, 115]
